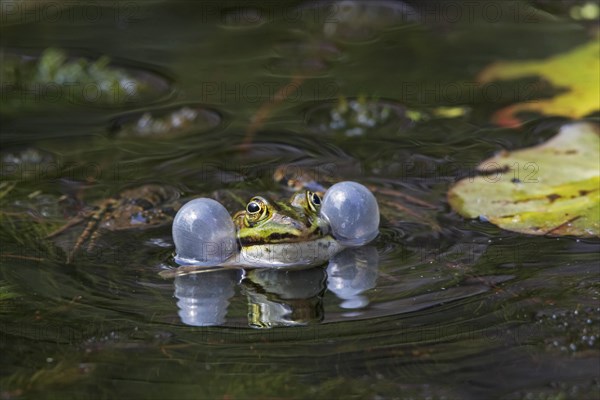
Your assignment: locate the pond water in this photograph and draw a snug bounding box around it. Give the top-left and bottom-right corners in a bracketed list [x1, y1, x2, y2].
[1, 1, 599, 399]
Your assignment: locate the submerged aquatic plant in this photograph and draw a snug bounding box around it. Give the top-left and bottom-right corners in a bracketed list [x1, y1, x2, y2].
[0, 182, 64, 264]
[34, 48, 140, 99]
[122, 107, 199, 137]
[310, 95, 406, 137]
[329, 95, 393, 136]
[0, 281, 19, 314]
[112, 105, 222, 138]
[1, 47, 162, 107]
[0, 361, 95, 399]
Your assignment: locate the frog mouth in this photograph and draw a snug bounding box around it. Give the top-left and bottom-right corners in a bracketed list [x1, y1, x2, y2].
[237, 226, 325, 246]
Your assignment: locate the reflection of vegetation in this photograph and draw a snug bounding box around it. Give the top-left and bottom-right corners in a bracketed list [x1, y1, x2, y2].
[329, 95, 392, 136]
[2, 48, 150, 107]
[311, 95, 469, 137]
[0, 181, 17, 200]
[120, 107, 199, 137]
[114, 106, 221, 138]
[0, 183, 62, 262]
[322, 96, 469, 136]
[0, 361, 94, 399]
[1, 148, 54, 181]
[0, 281, 18, 314]
[319, 0, 418, 41]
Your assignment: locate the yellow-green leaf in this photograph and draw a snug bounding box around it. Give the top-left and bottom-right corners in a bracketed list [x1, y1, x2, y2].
[478, 38, 600, 127]
[448, 122, 600, 237]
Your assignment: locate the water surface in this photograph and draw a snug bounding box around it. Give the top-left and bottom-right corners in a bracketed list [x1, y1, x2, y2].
[1, 1, 599, 399]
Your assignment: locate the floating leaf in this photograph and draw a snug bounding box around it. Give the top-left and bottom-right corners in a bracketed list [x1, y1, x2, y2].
[448, 122, 600, 237]
[478, 38, 600, 127]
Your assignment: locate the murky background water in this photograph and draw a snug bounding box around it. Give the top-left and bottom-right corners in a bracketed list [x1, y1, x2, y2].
[1, 1, 599, 399]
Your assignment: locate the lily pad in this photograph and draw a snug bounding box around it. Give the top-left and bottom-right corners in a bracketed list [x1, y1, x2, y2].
[478, 38, 600, 127]
[448, 122, 600, 237]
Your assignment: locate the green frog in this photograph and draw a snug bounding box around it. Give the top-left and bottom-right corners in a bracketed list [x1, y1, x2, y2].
[47, 162, 432, 271]
[228, 190, 342, 268]
[168, 163, 437, 276]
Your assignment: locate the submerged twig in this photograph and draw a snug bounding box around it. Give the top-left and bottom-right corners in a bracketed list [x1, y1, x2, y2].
[242, 75, 305, 149]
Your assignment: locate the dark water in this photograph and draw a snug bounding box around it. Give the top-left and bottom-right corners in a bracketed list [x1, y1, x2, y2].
[1, 1, 599, 399]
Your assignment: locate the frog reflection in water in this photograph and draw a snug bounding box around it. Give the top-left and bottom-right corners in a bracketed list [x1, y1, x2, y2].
[48, 184, 179, 263]
[173, 264, 329, 328]
[173, 247, 379, 328]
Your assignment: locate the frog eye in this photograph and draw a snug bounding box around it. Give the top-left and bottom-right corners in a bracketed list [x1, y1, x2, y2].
[245, 196, 269, 225]
[311, 192, 321, 205]
[246, 201, 261, 214]
[307, 191, 321, 211]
